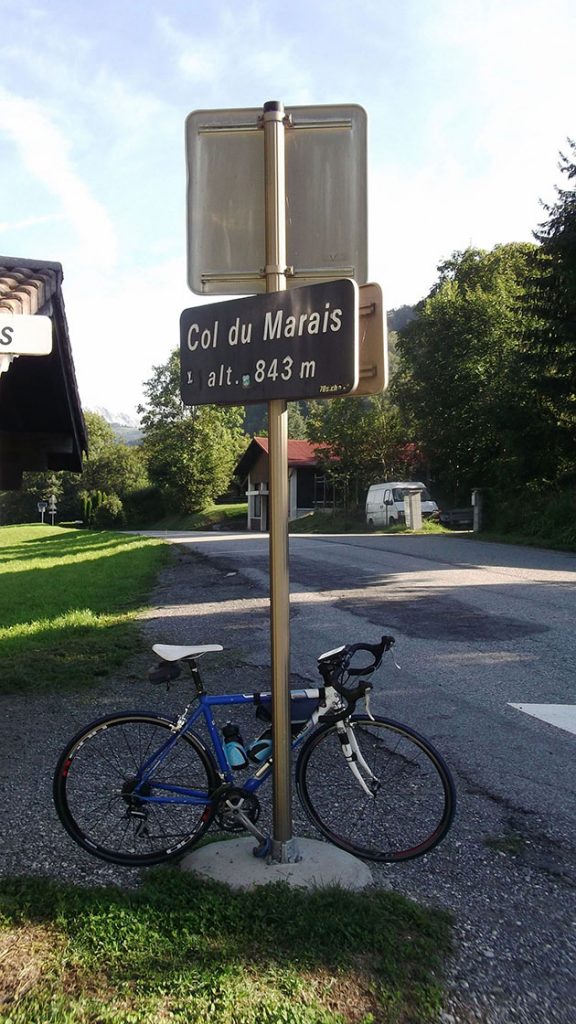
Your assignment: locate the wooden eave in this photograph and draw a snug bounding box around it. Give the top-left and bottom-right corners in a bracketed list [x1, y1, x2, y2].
[0, 257, 87, 490]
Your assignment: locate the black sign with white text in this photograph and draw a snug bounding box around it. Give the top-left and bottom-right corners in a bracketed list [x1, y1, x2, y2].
[180, 279, 358, 405]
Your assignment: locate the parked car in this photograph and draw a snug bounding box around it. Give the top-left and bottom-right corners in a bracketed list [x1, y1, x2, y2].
[439, 507, 474, 529]
[366, 481, 438, 528]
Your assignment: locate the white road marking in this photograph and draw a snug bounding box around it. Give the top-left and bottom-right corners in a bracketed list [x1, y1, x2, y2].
[508, 704, 576, 736]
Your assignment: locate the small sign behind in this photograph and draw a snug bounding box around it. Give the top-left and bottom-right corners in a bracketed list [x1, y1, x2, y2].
[0, 315, 52, 355]
[180, 280, 358, 405]
[348, 283, 388, 397]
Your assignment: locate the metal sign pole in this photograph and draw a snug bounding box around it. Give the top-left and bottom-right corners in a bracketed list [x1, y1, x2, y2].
[263, 101, 299, 863]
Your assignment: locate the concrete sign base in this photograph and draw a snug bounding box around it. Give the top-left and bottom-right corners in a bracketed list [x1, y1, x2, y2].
[180, 837, 373, 891]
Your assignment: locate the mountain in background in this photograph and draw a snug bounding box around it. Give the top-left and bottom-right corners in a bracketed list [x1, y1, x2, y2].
[89, 407, 143, 446]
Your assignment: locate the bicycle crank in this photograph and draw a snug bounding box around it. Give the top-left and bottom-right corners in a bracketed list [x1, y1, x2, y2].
[214, 788, 266, 842]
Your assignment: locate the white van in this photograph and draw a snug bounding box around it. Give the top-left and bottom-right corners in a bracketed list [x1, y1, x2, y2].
[365, 481, 438, 528]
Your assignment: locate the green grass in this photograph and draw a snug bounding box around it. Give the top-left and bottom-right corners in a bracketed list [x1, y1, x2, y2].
[474, 528, 576, 553]
[289, 511, 448, 536]
[0, 525, 171, 694]
[0, 871, 452, 1024]
[148, 502, 248, 532]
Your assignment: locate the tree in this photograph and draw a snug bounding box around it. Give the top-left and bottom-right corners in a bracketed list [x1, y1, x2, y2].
[522, 140, 576, 481]
[241, 401, 308, 440]
[0, 469, 63, 525]
[139, 350, 246, 514]
[138, 351, 184, 430]
[393, 244, 538, 502]
[287, 403, 308, 439]
[80, 412, 148, 499]
[306, 394, 408, 509]
[0, 413, 149, 525]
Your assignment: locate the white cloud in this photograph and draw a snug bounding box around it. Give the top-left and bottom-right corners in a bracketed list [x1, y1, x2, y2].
[156, 16, 222, 83]
[0, 212, 64, 233]
[88, 69, 168, 135]
[369, 155, 541, 309]
[0, 86, 118, 270]
[64, 258, 204, 416]
[366, 0, 576, 305]
[156, 7, 313, 102]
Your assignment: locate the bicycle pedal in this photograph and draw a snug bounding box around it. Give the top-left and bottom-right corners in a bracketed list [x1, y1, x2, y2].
[253, 838, 271, 859]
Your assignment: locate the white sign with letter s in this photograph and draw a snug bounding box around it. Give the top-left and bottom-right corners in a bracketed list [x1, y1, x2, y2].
[0, 315, 52, 355]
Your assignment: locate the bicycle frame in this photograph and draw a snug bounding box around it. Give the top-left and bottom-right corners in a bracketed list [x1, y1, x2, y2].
[134, 688, 325, 808]
[55, 633, 457, 866]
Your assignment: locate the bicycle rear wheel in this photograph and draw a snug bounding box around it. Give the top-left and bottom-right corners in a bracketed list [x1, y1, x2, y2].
[296, 715, 456, 862]
[53, 713, 218, 866]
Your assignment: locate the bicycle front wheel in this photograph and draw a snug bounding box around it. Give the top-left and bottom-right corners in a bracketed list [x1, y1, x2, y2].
[53, 713, 218, 866]
[296, 715, 456, 862]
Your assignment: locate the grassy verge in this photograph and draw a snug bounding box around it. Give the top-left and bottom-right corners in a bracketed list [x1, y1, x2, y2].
[146, 502, 247, 532]
[289, 511, 448, 536]
[474, 529, 576, 553]
[0, 871, 452, 1024]
[0, 525, 170, 694]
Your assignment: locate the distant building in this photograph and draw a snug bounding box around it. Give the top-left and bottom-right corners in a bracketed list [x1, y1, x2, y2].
[0, 257, 87, 489]
[235, 436, 333, 531]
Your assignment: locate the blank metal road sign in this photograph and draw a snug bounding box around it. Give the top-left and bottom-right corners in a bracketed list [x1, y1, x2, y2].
[185, 105, 367, 295]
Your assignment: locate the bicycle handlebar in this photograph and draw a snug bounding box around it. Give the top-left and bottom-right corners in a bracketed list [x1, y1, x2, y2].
[317, 635, 395, 712]
[341, 636, 395, 676]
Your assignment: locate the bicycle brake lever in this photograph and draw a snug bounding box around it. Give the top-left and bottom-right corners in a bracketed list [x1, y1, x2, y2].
[364, 686, 375, 721]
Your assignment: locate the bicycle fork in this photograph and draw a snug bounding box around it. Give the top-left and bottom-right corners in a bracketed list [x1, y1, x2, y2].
[336, 721, 378, 798]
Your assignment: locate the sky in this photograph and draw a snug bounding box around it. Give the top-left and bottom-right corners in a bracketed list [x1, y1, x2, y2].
[1, 0, 575, 418]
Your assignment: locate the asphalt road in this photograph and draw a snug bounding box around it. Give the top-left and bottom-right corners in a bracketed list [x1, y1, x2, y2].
[140, 529, 576, 1024]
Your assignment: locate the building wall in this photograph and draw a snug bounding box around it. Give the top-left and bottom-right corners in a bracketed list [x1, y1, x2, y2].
[243, 452, 325, 530]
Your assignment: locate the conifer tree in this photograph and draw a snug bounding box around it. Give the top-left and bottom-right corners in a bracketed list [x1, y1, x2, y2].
[523, 140, 576, 480]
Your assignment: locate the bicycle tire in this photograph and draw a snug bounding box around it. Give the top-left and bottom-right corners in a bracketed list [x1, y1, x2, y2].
[53, 712, 218, 866]
[296, 715, 456, 862]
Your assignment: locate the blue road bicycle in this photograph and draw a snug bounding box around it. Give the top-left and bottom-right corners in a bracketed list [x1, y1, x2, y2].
[53, 636, 456, 866]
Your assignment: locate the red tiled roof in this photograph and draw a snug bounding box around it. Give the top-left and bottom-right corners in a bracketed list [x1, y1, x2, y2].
[235, 435, 333, 481]
[0, 261, 61, 314]
[252, 436, 321, 467]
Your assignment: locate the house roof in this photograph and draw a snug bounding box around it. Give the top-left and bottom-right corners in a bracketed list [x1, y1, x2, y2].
[0, 258, 62, 315]
[235, 435, 329, 480]
[253, 436, 321, 466]
[0, 256, 87, 489]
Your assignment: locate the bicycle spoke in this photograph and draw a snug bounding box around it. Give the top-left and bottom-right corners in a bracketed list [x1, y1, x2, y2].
[54, 715, 215, 866]
[298, 716, 455, 862]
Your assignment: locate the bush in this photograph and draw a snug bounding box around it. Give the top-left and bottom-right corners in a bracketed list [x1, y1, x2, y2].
[92, 494, 125, 528]
[122, 486, 166, 526]
[489, 485, 576, 548]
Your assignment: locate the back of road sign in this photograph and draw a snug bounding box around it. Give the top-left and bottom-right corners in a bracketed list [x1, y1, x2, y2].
[185, 105, 367, 295]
